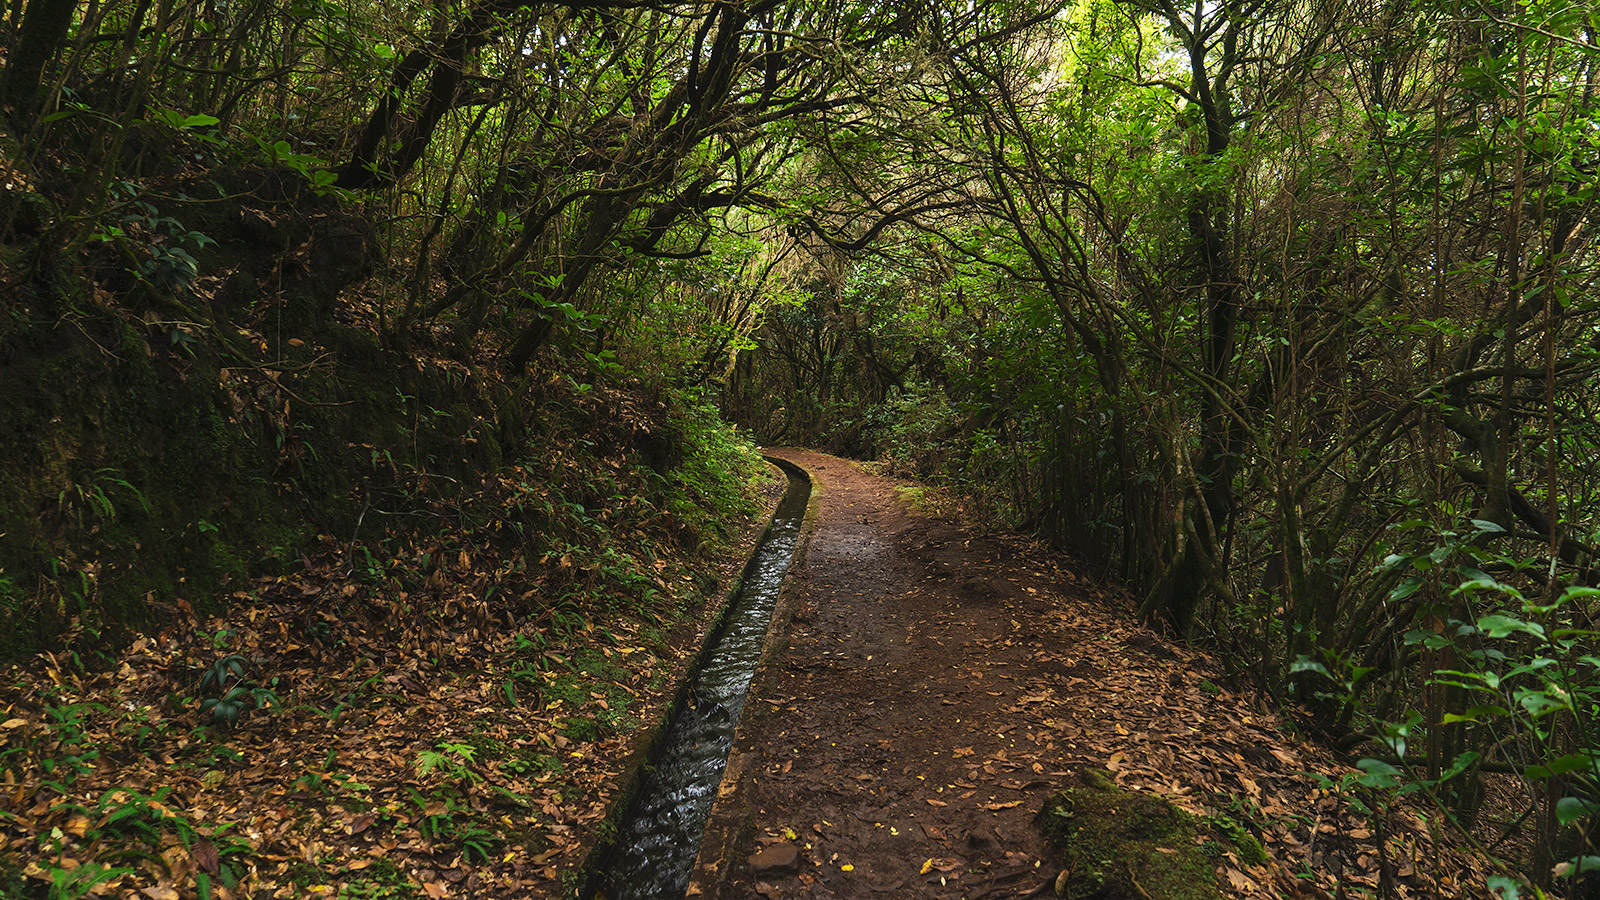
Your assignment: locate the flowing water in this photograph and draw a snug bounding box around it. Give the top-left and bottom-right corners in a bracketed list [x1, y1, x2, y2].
[590, 459, 810, 900]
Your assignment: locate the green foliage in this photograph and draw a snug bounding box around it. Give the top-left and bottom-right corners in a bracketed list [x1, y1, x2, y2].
[333, 858, 419, 899]
[197, 655, 281, 727]
[33, 783, 256, 895]
[664, 398, 768, 533]
[291, 763, 371, 799]
[868, 382, 960, 474]
[150, 110, 221, 132]
[405, 791, 501, 864]
[88, 191, 219, 294]
[1292, 517, 1600, 888]
[413, 742, 481, 785]
[40, 861, 133, 900]
[253, 136, 341, 196]
[288, 857, 417, 900]
[1202, 798, 1268, 868]
[25, 699, 104, 788]
[77, 786, 195, 846]
[57, 468, 148, 529]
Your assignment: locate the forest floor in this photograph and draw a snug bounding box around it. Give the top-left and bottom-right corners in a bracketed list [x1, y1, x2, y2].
[689, 450, 1505, 900]
[0, 466, 788, 900]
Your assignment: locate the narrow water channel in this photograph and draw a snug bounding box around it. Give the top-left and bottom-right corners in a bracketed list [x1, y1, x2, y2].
[589, 458, 810, 900]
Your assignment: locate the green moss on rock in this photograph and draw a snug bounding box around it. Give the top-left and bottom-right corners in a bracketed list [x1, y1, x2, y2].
[1036, 770, 1224, 900]
[1204, 810, 1268, 867]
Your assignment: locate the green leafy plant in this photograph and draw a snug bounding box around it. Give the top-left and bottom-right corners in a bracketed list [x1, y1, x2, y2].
[36, 785, 208, 897]
[35, 701, 104, 787]
[87, 785, 196, 846]
[1412, 574, 1600, 880]
[57, 467, 148, 528]
[413, 742, 481, 785]
[198, 654, 281, 726]
[150, 109, 221, 132]
[1201, 795, 1268, 867]
[405, 791, 500, 863]
[95, 199, 218, 292]
[44, 860, 133, 900]
[1321, 519, 1600, 894]
[330, 857, 418, 899]
[254, 135, 343, 195]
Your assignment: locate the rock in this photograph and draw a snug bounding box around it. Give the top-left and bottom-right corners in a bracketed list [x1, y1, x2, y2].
[960, 576, 997, 597]
[749, 842, 801, 876]
[1080, 768, 1117, 791]
[1037, 773, 1226, 900]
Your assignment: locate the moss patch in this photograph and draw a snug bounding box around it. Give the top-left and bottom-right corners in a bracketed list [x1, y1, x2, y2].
[1036, 770, 1223, 900]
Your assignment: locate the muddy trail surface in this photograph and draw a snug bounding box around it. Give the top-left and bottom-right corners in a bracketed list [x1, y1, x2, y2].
[686, 450, 1496, 900]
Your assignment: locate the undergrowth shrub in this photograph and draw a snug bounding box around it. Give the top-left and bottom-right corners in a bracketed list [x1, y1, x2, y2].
[664, 396, 767, 539]
[866, 381, 960, 476]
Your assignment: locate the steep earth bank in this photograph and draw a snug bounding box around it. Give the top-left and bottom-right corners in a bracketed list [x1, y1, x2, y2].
[0, 461, 784, 900]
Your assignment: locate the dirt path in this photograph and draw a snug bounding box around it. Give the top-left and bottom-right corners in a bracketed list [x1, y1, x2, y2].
[687, 451, 1495, 900]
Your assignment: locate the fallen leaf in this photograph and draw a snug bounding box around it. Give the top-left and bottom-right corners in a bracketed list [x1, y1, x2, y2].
[982, 800, 1024, 810]
[192, 837, 220, 875]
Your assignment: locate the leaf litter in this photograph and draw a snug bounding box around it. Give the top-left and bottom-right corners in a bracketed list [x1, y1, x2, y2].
[0, 401, 787, 900]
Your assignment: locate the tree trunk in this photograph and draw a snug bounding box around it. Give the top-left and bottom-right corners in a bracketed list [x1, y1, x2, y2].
[1, 0, 78, 122]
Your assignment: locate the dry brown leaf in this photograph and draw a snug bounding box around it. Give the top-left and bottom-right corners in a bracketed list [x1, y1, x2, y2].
[1223, 867, 1256, 890]
[192, 837, 220, 875]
